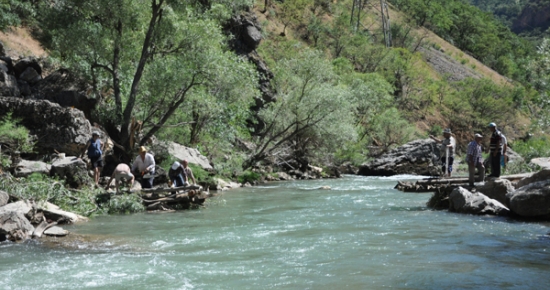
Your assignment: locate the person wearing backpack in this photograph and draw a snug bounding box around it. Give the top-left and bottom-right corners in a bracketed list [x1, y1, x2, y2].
[81, 131, 104, 185]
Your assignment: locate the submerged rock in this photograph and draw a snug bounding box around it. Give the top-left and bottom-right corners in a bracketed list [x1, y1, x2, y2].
[44, 226, 69, 237]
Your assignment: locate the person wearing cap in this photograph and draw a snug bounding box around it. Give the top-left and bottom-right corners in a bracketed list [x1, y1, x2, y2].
[105, 163, 134, 194]
[429, 128, 456, 177]
[182, 160, 196, 184]
[168, 161, 188, 188]
[467, 133, 485, 187]
[487, 122, 504, 178]
[131, 146, 156, 188]
[81, 131, 104, 185]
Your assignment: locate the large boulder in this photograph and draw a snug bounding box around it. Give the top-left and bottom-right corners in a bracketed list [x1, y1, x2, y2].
[0, 211, 34, 242]
[476, 178, 515, 206]
[0, 97, 92, 156]
[31, 69, 96, 119]
[50, 156, 91, 188]
[515, 168, 550, 189]
[0, 190, 8, 207]
[13, 159, 51, 178]
[507, 179, 550, 218]
[0, 200, 34, 218]
[358, 139, 441, 176]
[449, 187, 510, 216]
[167, 141, 213, 170]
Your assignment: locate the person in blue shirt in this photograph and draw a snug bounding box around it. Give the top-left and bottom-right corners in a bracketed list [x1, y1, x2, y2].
[81, 131, 104, 185]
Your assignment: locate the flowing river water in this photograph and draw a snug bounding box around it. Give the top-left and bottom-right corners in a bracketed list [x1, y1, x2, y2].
[2, 175, 550, 289]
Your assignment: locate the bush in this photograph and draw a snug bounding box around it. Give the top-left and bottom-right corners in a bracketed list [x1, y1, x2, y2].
[237, 170, 261, 184]
[0, 173, 145, 216]
[511, 137, 550, 161]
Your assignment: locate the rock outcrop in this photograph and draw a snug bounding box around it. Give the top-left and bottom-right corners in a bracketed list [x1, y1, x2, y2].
[507, 179, 550, 218]
[449, 187, 510, 216]
[530, 157, 550, 169]
[358, 139, 441, 176]
[0, 97, 92, 156]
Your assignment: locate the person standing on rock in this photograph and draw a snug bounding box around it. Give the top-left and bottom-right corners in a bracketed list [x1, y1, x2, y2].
[105, 163, 134, 194]
[488, 122, 503, 178]
[81, 131, 104, 185]
[131, 146, 156, 189]
[182, 160, 196, 185]
[467, 133, 485, 187]
[430, 128, 456, 177]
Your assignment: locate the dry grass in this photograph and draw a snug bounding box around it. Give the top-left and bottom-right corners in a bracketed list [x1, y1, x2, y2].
[0, 27, 47, 59]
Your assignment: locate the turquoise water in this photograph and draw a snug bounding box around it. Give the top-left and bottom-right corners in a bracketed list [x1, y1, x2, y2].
[1, 175, 550, 289]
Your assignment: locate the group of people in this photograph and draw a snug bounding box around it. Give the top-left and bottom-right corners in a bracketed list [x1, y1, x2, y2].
[81, 132, 195, 193]
[430, 122, 507, 187]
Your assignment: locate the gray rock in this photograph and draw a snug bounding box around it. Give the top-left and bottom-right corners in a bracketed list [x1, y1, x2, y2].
[508, 179, 550, 218]
[476, 178, 515, 206]
[14, 159, 51, 178]
[449, 187, 510, 216]
[17, 79, 32, 97]
[0, 97, 92, 156]
[244, 25, 262, 49]
[19, 67, 42, 84]
[0, 71, 20, 97]
[358, 139, 441, 176]
[530, 158, 550, 169]
[50, 156, 91, 188]
[0, 41, 5, 56]
[0, 60, 8, 73]
[0, 190, 8, 207]
[167, 141, 213, 170]
[0, 211, 34, 241]
[43, 226, 69, 237]
[0, 200, 34, 217]
[516, 168, 550, 189]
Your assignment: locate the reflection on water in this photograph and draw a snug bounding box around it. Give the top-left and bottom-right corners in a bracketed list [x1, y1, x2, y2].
[1, 175, 550, 289]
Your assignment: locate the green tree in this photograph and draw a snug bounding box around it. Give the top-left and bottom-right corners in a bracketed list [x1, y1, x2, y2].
[244, 49, 356, 169]
[38, 0, 255, 158]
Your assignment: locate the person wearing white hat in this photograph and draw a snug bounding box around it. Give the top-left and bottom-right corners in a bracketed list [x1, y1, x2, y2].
[467, 133, 485, 187]
[430, 128, 456, 177]
[168, 161, 188, 188]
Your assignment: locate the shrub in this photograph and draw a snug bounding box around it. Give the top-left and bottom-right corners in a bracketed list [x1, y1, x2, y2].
[511, 137, 550, 161]
[237, 170, 261, 184]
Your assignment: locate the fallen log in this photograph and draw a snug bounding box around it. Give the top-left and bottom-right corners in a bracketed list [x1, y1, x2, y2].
[141, 185, 201, 194]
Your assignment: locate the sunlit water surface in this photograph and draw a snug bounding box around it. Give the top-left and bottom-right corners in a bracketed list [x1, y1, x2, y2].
[2, 175, 550, 289]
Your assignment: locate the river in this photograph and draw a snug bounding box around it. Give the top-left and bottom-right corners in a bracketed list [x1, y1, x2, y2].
[1, 175, 550, 289]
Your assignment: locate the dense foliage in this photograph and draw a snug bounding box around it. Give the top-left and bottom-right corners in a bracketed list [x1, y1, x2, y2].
[1, 0, 550, 177]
